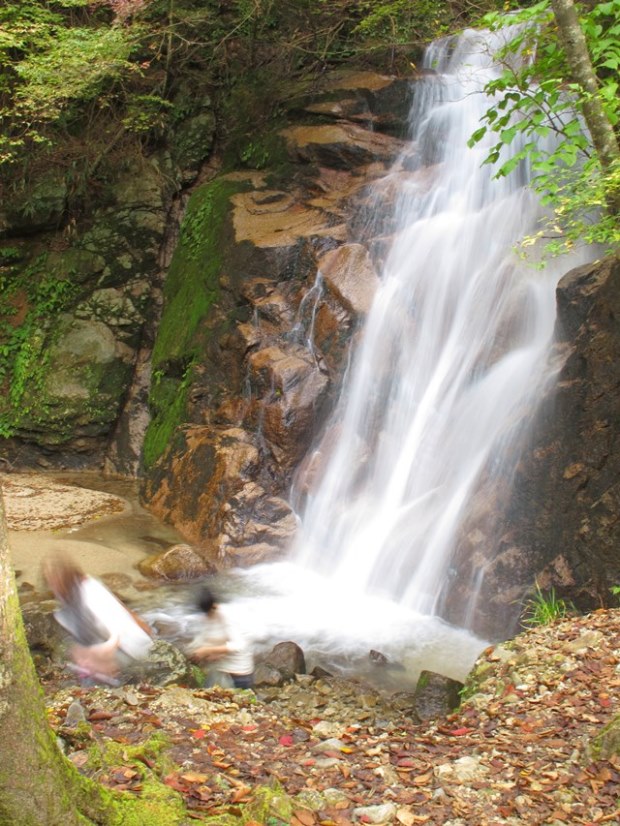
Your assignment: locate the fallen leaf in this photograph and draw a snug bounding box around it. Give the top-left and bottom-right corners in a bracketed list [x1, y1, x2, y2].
[181, 772, 209, 784]
[88, 710, 114, 721]
[163, 774, 188, 792]
[293, 809, 316, 826]
[231, 787, 253, 803]
[413, 772, 432, 785]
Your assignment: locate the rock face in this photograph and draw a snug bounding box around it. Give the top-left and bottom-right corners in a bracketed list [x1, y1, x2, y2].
[1, 52, 619, 640]
[442, 256, 620, 639]
[139, 70, 411, 568]
[518, 257, 620, 607]
[0, 90, 216, 473]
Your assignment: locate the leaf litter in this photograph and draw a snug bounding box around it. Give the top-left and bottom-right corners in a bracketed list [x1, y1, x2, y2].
[43, 608, 620, 824]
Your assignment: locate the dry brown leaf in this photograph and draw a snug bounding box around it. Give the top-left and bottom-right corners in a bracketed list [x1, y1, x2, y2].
[293, 809, 316, 826]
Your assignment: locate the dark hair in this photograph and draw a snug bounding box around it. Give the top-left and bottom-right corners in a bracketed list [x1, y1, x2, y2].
[196, 586, 217, 615]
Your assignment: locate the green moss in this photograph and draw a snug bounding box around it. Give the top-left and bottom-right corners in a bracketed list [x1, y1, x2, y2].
[245, 783, 293, 824]
[79, 732, 186, 824]
[590, 714, 620, 761]
[152, 178, 245, 365]
[108, 778, 186, 826]
[144, 176, 249, 469]
[196, 782, 294, 826]
[416, 672, 429, 690]
[458, 660, 493, 705]
[0, 252, 79, 437]
[86, 732, 173, 775]
[142, 370, 192, 469]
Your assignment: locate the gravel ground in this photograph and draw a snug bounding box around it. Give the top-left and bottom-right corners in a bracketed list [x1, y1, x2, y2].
[42, 608, 620, 825]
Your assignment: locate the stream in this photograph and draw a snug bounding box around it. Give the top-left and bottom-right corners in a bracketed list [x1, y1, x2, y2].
[8, 471, 487, 692]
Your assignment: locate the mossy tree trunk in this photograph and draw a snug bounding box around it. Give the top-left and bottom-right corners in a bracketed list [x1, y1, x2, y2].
[550, 0, 620, 212]
[0, 487, 111, 826]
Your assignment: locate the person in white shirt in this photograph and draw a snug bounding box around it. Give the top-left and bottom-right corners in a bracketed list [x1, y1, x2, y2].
[43, 552, 154, 685]
[188, 586, 254, 689]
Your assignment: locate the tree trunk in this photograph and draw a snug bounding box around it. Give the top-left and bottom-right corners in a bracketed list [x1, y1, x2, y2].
[0, 487, 110, 825]
[550, 0, 620, 196]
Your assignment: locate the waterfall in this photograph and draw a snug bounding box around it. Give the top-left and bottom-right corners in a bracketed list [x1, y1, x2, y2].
[287, 29, 595, 627]
[149, 27, 597, 686]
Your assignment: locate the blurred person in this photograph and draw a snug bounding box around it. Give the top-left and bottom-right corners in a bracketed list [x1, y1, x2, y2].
[187, 585, 254, 689]
[43, 552, 154, 685]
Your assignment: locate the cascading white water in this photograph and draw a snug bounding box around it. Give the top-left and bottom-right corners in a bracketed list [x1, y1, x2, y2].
[290, 27, 595, 619]
[146, 28, 598, 686]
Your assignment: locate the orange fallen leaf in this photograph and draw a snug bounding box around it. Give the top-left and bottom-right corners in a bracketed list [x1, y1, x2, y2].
[231, 787, 253, 803]
[181, 772, 209, 784]
[293, 809, 316, 826]
[163, 774, 188, 792]
[413, 773, 432, 785]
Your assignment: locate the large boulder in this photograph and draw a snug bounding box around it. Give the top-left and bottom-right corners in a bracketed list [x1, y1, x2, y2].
[144, 426, 297, 565]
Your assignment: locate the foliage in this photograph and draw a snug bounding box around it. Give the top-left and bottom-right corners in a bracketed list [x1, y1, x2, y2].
[352, 0, 454, 46]
[0, 1, 137, 166]
[468, 0, 620, 257]
[0, 253, 78, 438]
[0, 0, 504, 183]
[522, 581, 573, 626]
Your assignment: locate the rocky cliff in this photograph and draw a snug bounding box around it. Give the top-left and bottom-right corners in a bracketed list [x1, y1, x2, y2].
[1, 59, 618, 638]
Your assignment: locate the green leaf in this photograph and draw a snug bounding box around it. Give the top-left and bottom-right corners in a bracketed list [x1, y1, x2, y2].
[467, 126, 487, 148]
[500, 126, 517, 144]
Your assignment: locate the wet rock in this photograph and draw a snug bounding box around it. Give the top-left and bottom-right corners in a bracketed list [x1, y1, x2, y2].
[231, 186, 338, 250]
[280, 123, 404, 169]
[216, 489, 297, 563]
[446, 255, 620, 637]
[262, 641, 306, 682]
[1, 473, 126, 531]
[254, 662, 286, 687]
[64, 700, 87, 728]
[318, 243, 380, 316]
[369, 649, 389, 666]
[248, 345, 329, 468]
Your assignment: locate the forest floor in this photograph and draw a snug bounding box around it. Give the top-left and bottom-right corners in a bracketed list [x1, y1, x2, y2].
[41, 607, 620, 826]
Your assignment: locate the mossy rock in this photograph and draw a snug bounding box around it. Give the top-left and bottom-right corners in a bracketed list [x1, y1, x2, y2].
[590, 714, 620, 761]
[143, 175, 253, 469]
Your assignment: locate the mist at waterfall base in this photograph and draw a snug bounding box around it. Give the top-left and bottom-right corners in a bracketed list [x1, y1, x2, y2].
[147, 28, 598, 690]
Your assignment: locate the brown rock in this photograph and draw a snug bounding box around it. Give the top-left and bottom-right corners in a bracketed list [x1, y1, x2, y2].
[138, 544, 213, 581]
[413, 670, 463, 722]
[263, 641, 307, 681]
[280, 123, 405, 169]
[318, 243, 380, 316]
[249, 347, 329, 468]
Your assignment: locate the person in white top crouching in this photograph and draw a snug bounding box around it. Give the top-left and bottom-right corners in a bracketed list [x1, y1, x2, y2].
[187, 586, 254, 689]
